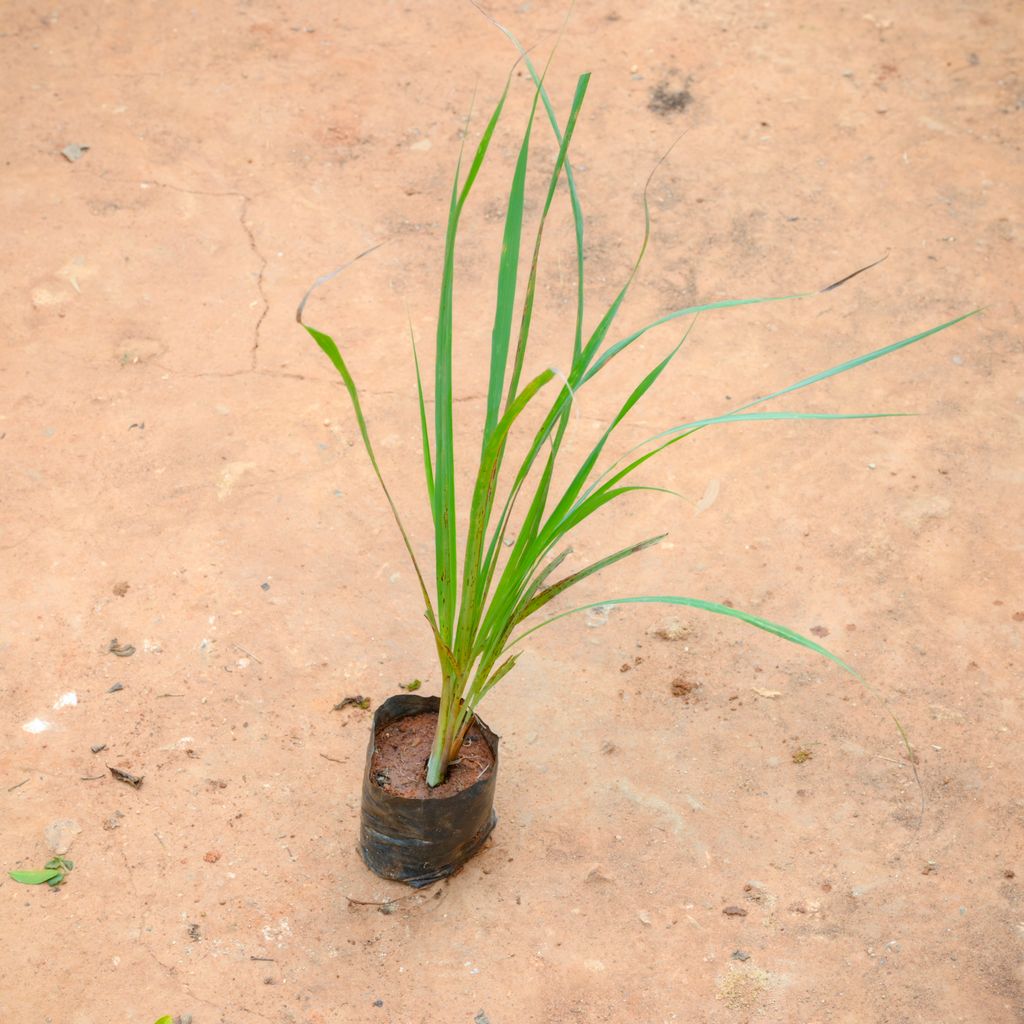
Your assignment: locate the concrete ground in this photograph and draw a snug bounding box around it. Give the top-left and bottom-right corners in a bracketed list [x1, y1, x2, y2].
[2, 1, 1021, 1022]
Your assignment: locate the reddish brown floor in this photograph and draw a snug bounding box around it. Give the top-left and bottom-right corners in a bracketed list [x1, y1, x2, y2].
[2, 2, 1022, 1022]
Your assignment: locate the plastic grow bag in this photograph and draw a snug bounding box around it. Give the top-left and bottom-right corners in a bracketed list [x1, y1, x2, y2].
[359, 693, 499, 887]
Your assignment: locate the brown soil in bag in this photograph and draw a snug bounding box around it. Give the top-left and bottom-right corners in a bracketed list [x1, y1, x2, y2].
[369, 710, 494, 799]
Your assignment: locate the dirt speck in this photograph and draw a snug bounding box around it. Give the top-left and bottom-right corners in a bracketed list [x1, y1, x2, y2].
[670, 677, 699, 701]
[651, 617, 689, 641]
[649, 79, 694, 115]
[716, 965, 772, 1009]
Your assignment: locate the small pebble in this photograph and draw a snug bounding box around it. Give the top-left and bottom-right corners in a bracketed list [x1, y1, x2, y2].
[722, 905, 748, 917]
[107, 682, 124, 693]
[260, 582, 270, 591]
[731, 950, 750, 961]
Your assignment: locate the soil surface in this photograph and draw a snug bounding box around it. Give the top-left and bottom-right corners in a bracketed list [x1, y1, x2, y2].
[370, 712, 494, 799]
[2, 2, 1022, 1024]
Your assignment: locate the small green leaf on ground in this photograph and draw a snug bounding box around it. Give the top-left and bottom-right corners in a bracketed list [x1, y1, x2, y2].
[400, 679, 422, 692]
[153, 1017, 174, 1024]
[9, 869, 62, 884]
[792, 747, 814, 764]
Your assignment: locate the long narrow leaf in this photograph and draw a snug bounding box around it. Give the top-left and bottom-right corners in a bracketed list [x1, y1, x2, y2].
[530, 323, 696, 562]
[504, 73, 590, 411]
[580, 410, 912, 513]
[301, 327, 437, 626]
[505, 594, 918, 770]
[434, 72, 518, 648]
[455, 368, 556, 666]
[475, 3, 588, 363]
[515, 534, 667, 623]
[734, 309, 981, 413]
[410, 324, 434, 507]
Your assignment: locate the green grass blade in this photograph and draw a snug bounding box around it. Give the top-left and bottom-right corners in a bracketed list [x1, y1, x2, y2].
[582, 293, 810, 385]
[515, 534, 667, 623]
[533, 324, 694, 554]
[478, 652, 519, 698]
[482, 109, 534, 447]
[574, 140, 687, 373]
[480, 488, 671, 661]
[506, 593, 919, 772]
[512, 598, 856, 675]
[434, 72, 517, 650]
[734, 310, 982, 413]
[514, 546, 573, 611]
[302, 325, 438, 625]
[647, 409, 911, 440]
[455, 368, 556, 666]
[462, 73, 591, 656]
[578, 311, 979, 509]
[482, 56, 558, 448]
[580, 410, 912, 514]
[480, 317, 690, 643]
[504, 73, 590, 411]
[410, 324, 434, 507]
[513, 594, 855, 669]
[479, 296, 806, 593]
[433, 165, 461, 648]
[483, 10, 588, 364]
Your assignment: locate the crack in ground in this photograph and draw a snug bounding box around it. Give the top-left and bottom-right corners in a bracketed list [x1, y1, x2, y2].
[239, 196, 270, 371]
[146, 181, 269, 370]
[149, 181, 270, 370]
[89, 176, 273, 371]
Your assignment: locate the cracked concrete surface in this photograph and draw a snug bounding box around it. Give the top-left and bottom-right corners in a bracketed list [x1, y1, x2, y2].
[2, 2, 1023, 1024]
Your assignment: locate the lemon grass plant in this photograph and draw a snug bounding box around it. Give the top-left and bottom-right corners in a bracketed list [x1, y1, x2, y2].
[299, 53, 975, 790]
